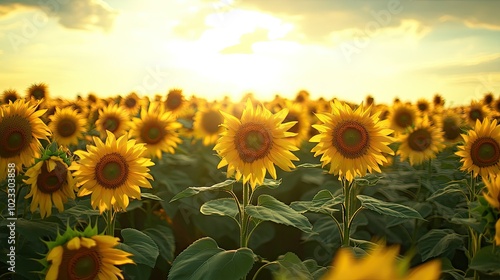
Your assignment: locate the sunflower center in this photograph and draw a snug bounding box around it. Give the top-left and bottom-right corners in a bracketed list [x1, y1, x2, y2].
[469, 109, 483, 122]
[140, 121, 165, 144]
[333, 121, 370, 159]
[417, 102, 428, 112]
[37, 161, 68, 194]
[442, 118, 460, 141]
[62, 245, 101, 280]
[235, 122, 272, 163]
[95, 153, 129, 189]
[32, 89, 45, 100]
[471, 137, 500, 167]
[166, 93, 182, 110]
[0, 116, 32, 158]
[408, 129, 432, 151]
[103, 117, 119, 132]
[125, 97, 137, 108]
[201, 111, 222, 134]
[57, 118, 77, 137]
[395, 111, 413, 128]
[284, 114, 299, 133]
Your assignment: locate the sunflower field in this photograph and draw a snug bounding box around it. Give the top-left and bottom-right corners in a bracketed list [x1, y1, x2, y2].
[1, 86, 500, 280]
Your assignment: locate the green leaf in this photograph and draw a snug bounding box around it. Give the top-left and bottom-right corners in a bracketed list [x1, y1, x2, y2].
[143, 225, 176, 263]
[272, 252, 313, 280]
[246, 194, 312, 233]
[290, 190, 342, 215]
[170, 180, 236, 202]
[470, 245, 500, 274]
[169, 237, 255, 280]
[354, 174, 381, 187]
[141, 192, 163, 201]
[427, 183, 467, 201]
[296, 163, 323, 168]
[417, 229, 464, 261]
[357, 195, 424, 220]
[117, 228, 159, 268]
[255, 178, 282, 190]
[200, 198, 239, 223]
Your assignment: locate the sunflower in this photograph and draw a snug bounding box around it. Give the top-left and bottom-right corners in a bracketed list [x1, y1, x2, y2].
[214, 99, 299, 189]
[282, 101, 311, 147]
[49, 107, 87, 147]
[2, 89, 20, 104]
[388, 102, 417, 135]
[120, 92, 143, 116]
[295, 89, 310, 104]
[438, 110, 465, 144]
[24, 155, 76, 218]
[322, 244, 441, 280]
[164, 88, 186, 115]
[483, 92, 495, 107]
[310, 100, 395, 182]
[44, 225, 134, 280]
[0, 99, 51, 180]
[95, 103, 131, 138]
[433, 93, 445, 108]
[465, 100, 491, 128]
[416, 98, 431, 115]
[130, 102, 182, 158]
[397, 116, 445, 166]
[70, 131, 154, 213]
[456, 118, 500, 178]
[193, 103, 224, 146]
[27, 82, 49, 104]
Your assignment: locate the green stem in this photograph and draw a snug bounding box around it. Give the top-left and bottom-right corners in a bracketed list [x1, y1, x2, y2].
[342, 179, 351, 247]
[469, 174, 480, 280]
[240, 183, 251, 248]
[106, 209, 116, 236]
[251, 262, 278, 280]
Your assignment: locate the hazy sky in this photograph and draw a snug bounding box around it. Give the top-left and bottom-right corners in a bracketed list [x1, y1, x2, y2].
[1, 0, 499, 105]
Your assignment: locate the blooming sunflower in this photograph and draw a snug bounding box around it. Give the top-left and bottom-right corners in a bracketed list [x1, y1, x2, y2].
[456, 118, 500, 178]
[0, 99, 51, 180]
[44, 225, 134, 280]
[465, 100, 491, 128]
[397, 116, 445, 166]
[322, 245, 441, 280]
[24, 155, 76, 218]
[49, 107, 87, 147]
[2, 89, 19, 104]
[95, 103, 131, 138]
[282, 101, 311, 147]
[70, 131, 154, 213]
[483, 175, 500, 210]
[164, 88, 186, 116]
[130, 102, 182, 158]
[388, 102, 417, 135]
[416, 98, 431, 115]
[433, 93, 445, 108]
[193, 103, 224, 146]
[120, 92, 143, 116]
[214, 99, 299, 189]
[438, 110, 465, 144]
[310, 100, 395, 182]
[27, 82, 49, 104]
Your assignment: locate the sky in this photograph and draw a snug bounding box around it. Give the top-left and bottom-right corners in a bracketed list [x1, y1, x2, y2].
[1, 0, 500, 106]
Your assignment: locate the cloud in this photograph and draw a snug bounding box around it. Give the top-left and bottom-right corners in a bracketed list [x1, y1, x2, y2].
[0, 0, 118, 31]
[220, 28, 269, 54]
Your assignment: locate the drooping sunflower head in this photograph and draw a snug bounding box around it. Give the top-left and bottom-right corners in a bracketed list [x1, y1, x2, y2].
[282, 101, 311, 147]
[24, 153, 76, 218]
[214, 99, 299, 189]
[310, 100, 395, 182]
[397, 116, 446, 166]
[49, 107, 87, 147]
[465, 100, 491, 128]
[389, 102, 417, 135]
[193, 103, 224, 146]
[43, 224, 134, 280]
[164, 88, 186, 115]
[0, 99, 51, 180]
[27, 82, 49, 103]
[456, 117, 500, 178]
[322, 243, 441, 280]
[120, 92, 143, 116]
[130, 102, 182, 158]
[95, 103, 132, 138]
[2, 89, 20, 104]
[71, 131, 154, 213]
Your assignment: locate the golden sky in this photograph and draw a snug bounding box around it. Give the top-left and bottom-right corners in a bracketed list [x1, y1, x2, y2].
[1, 0, 500, 105]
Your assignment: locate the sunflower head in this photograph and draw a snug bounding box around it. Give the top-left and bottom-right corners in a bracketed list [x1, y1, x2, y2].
[483, 92, 495, 106]
[120, 92, 143, 116]
[389, 102, 417, 135]
[193, 103, 224, 146]
[49, 107, 88, 147]
[164, 88, 186, 115]
[456, 118, 500, 178]
[24, 145, 76, 218]
[214, 99, 299, 189]
[416, 98, 430, 114]
[310, 100, 395, 182]
[295, 89, 310, 104]
[71, 131, 154, 213]
[465, 100, 491, 127]
[0, 99, 51, 180]
[282, 101, 311, 147]
[95, 103, 131, 138]
[483, 176, 500, 210]
[397, 116, 445, 166]
[439, 110, 465, 144]
[42, 224, 134, 280]
[2, 89, 20, 104]
[365, 95, 375, 106]
[433, 93, 444, 108]
[27, 82, 49, 102]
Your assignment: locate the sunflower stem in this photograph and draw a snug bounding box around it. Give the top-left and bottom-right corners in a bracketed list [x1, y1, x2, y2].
[240, 183, 250, 248]
[468, 174, 480, 280]
[106, 209, 116, 236]
[342, 179, 352, 247]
